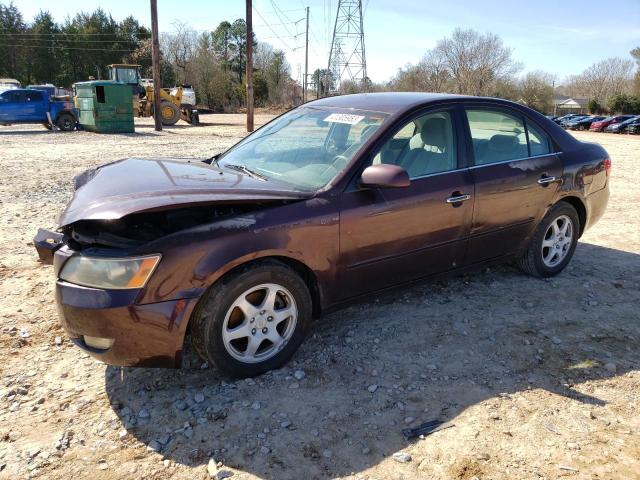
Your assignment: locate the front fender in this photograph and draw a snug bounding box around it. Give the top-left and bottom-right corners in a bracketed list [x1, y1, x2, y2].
[136, 200, 340, 309]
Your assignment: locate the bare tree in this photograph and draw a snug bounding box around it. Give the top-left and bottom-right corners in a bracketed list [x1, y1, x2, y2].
[161, 21, 198, 85]
[433, 28, 520, 95]
[566, 57, 635, 103]
[389, 28, 519, 96]
[518, 70, 555, 113]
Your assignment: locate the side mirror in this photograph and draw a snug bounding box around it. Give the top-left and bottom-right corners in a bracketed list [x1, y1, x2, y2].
[360, 164, 410, 189]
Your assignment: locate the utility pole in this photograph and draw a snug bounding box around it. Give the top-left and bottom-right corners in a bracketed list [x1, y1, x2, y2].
[304, 6, 309, 102]
[150, 0, 162, 131]
[246, 0, 254, 132]
[327, 0, 367, 94]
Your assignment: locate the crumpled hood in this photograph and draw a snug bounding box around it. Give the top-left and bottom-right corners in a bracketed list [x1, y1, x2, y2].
[58, 158, 309, 227]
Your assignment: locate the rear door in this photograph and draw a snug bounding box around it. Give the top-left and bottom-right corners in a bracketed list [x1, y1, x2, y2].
[338, 106, 474, 297]
[463, 106, 563, 264]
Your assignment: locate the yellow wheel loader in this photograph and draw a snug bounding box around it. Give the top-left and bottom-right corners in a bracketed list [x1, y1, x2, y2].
[107, 64, 199, 126]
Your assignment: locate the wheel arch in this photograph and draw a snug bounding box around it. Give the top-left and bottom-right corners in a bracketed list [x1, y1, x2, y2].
[557, 196, 587, 237]
[185, 254, 324, 336]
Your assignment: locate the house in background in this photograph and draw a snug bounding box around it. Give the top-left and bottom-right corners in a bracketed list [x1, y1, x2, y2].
[553, 94, 589, 115]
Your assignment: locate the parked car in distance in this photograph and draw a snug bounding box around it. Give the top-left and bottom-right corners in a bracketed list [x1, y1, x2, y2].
[626, 118, 640, 134]
[170, 84, 196, 106]
[559, 115, 589, 128]
[553, 113, 583, 125]
[36, 92, 611, 377]
[589, 114, 636, 132]
[0, 88, 77, 130]
[604, 115, 640, 133]
[568, 115, 606, 131]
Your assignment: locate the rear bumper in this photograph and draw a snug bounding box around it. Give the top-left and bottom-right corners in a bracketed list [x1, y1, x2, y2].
[55, 272, 199, 368]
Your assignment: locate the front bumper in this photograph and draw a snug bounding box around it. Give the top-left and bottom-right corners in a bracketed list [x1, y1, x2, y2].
[51, 243, 199, 368]
[56, 280, 199, 367]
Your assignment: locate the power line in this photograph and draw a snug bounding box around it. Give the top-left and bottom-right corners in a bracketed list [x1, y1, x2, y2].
[0, 31, 150, 36]
[1, 43, 141, 52]
[252, 6, 294, 52]
[0, 37, 148, 43]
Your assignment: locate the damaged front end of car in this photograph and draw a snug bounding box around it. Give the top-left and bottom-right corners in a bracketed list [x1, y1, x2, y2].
[35, 157, 311, 367]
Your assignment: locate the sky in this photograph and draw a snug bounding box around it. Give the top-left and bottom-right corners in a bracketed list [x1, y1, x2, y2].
[11, 0, 640, 85]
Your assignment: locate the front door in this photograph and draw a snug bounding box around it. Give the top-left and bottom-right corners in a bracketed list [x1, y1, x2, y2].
[0, 91, 25, 122]
[463, 106, 563, 263]
[339, 107, 474, 298]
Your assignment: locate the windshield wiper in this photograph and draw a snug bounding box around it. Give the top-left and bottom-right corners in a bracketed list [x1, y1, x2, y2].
[224, 163, 268, 181]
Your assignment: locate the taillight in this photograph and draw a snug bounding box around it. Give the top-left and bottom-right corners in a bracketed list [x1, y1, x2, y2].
[603, 157, 612, 175]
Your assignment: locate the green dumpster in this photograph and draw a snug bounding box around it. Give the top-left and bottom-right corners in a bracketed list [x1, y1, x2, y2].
[74, 81, 134, 133]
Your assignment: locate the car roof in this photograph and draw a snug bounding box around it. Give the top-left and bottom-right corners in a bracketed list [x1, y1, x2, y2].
[308, 92, 520, 115]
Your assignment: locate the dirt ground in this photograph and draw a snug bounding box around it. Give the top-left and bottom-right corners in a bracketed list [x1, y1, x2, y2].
[0, 116, 638, 480]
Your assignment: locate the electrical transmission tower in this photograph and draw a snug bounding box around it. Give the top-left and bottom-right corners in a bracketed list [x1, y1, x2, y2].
[326, 0, 367, 94]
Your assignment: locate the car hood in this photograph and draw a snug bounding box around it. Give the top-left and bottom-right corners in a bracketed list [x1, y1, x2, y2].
[58, 157, 311, 227]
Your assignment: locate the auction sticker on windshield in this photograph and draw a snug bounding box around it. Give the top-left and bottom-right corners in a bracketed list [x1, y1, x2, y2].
[324, 113, 365, 125]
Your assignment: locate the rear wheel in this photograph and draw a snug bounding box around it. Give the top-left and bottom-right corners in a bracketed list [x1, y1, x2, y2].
[56, 113, 75, 131]
[159, 100, 180, 125]
[517, 202, 579, 278]
[190, 261, 312, 377]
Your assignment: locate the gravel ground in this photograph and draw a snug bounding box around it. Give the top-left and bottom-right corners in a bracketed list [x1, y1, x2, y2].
[0, 116, 639, 480]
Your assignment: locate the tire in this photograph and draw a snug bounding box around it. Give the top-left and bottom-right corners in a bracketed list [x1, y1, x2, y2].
[517, 202, 580, 278]
[578, 125, 585, 131]
[56, 113, 75, 131]
[190, 260, 312, 377]
[159, 100, 180, 125]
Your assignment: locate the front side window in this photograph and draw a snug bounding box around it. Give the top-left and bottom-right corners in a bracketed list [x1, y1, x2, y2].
[372, 110, 457, 178]
[467, 109, 528, 165]
[3, 91, 25, 103]
[218, 107, 388, 191]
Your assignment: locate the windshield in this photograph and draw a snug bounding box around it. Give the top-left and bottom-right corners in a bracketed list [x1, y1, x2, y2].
[115, 68, 139, 84]
[217, 106, 388, 191]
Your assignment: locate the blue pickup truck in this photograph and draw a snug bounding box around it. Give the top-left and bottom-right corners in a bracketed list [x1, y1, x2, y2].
[0, 88, 77, 131]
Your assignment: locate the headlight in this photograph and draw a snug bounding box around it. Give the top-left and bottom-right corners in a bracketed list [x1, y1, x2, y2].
[59, 255, 161, 289]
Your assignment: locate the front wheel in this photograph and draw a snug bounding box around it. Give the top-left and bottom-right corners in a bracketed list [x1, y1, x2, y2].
[517, 202, 579, 278]
[190, 261, 312, 377]
[159, 100, 180, 125]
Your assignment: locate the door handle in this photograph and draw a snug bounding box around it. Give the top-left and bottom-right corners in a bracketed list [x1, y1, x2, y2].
[445, 194, 471, 204]
[537, 175, 557, 185]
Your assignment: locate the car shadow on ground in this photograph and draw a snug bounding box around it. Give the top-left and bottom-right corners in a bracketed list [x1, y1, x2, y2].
[0, 129, 59, 135]
[104, 242, 640, 479]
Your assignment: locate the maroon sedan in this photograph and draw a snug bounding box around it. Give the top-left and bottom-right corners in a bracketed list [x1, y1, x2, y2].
[589, 114, 635, 132]
[37, 93, 611, 377]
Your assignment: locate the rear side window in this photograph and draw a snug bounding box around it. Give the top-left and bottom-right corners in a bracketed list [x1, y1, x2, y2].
[25, 91, 43, 102]
[526, 121, 551, 156]
[466, 109, 528, 165]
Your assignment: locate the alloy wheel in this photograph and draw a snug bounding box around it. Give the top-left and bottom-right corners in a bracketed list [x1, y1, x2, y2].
[222, 283, 298, 363]
[541, 214, 573, 268]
